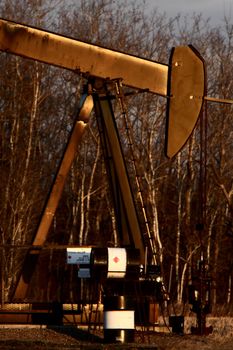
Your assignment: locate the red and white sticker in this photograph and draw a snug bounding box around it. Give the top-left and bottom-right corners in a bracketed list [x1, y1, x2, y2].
[107, 248, 127, 278]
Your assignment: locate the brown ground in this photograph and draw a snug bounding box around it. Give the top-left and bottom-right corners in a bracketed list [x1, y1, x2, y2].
[0, 327, 233, 350]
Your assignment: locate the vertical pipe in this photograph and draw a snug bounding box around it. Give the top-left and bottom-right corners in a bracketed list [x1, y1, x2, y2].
[104, 295, 135, 343]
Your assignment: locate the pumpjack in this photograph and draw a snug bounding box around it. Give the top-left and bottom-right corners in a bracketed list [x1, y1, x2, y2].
[0, 18, 232, 342]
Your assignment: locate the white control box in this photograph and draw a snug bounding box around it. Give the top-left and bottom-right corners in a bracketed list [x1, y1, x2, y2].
[67, 247, 92, 265]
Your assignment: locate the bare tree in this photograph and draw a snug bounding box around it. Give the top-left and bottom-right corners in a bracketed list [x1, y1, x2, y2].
[1, 0, 233, 310]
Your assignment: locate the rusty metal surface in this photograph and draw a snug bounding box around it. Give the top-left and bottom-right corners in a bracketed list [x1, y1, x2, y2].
[165, 45, 205, 158]
[0, 18, 168, 96]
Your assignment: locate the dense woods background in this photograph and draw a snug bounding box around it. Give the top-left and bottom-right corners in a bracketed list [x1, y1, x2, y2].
[1, 0, 233, 311]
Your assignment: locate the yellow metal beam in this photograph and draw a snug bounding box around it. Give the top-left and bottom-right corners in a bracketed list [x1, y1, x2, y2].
[93, 91, 145, 263]
[0, 18, 168, 96]
[13, 94, 93, 300]
[204, 96, 233, 105]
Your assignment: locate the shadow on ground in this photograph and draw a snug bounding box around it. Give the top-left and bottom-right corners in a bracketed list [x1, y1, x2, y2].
[48, 325, 103, 343]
